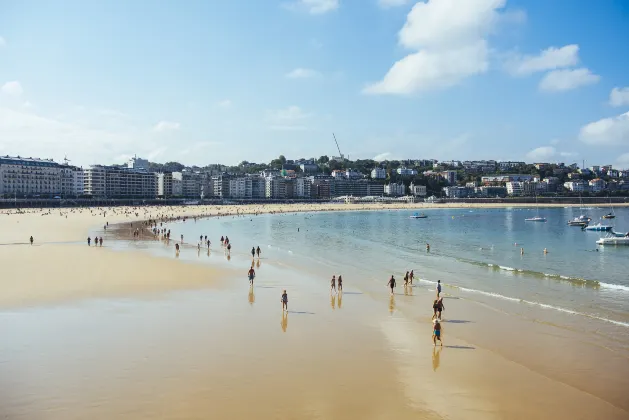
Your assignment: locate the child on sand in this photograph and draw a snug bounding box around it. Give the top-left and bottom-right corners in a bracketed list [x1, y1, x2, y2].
[281, 290, 288, 311]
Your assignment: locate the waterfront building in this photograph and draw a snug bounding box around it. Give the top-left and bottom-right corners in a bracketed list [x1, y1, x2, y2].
[0, 156, 63, 197]
[83, 165, 157, 198]
[157, 172, 173, 198]
[384, 182, 406, 196]
[409, 183, 427, 197]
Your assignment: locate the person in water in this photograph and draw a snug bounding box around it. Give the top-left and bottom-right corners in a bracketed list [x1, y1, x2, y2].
[433, 319, 443, 346]
[387, 275, 396, 295]
[281, 290, 288, 311]
[409, 270, 414, 285]
[436, 280, 442, 297]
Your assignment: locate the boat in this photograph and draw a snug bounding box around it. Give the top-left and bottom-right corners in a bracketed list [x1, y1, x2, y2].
[525, 195, 546, 222]
[585, 223, 613, 231]
[603, 213, 616, 219]
[410, 212, 427, 219]
[596, 233, 629, 246]
[567, 215, 591, 226]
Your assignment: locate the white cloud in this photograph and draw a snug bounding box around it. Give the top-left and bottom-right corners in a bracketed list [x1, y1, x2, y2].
[610, 87, 629, 107]
[0, 36, 6, 47]
[285, 0, 339, 15]
[217, 99, 232, 108]
[506, 44, 579, 76]
[579, 111, 629, 146]
[559, 151, 577, 158]
[286, 68, 321, 79]
[1, 81, 23, 97]
[153, 120, 180, 132]
[267, 105, 312, 130]
[378, 0, 408, 8]
[526, 146, 555, 161]
[374, 152, 391, 161]
[364, 0, 507, 95]
[539, 68, 599, 92]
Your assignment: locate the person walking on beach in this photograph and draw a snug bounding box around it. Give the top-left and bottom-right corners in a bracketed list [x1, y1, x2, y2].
[338, 275, 343, 292]
[29, 236, 33, 245]
[175, 243, 180, 253]
[281, 290, 288, 311]
[99, 237, 103, 247]
[404, 271, 409, 286]
[330, 275, 336, 293]
[409, 270, 414, 285]
[436, 297, 444, 319]
[207, 239, 211, 249]
[220, 236, 224, 245]
[227, 243, 231, 255]
[87, 236, 91, 246]
[433, 319, 443, 346]
[251, 247, 256, 258]
[248, 266, 256, 285]
[436, 280, 442, 297]
[387, 275, 396, 295]
[256, 246, 261, 258]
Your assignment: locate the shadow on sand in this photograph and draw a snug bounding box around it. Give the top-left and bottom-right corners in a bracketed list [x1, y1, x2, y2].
[287, 311, 316, 315]
[443, 320, 473, 324]
[445, 345, 475, 350]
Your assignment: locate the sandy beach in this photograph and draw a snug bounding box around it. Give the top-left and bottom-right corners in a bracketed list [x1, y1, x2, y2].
[2, 203, 628, 419]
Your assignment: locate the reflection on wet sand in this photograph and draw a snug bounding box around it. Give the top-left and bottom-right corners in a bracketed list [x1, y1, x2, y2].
[337, 292, 342, 309]
[248, 287, 255, 305]
[389, 295, 395, 314]
[256, 259, 261, 268]
[330, 295, 336, 310]
[432, 347, 441, 372]
[281, 312, 288, 332]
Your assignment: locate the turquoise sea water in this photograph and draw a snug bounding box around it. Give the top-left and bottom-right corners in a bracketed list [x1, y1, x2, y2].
[158, 206, 629, 332]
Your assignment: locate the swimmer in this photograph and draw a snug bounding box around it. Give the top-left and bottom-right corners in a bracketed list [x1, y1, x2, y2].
[544, 248, 548, 254]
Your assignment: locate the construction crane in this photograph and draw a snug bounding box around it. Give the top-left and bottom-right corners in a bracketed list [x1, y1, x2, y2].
[332, 133, 345, 161]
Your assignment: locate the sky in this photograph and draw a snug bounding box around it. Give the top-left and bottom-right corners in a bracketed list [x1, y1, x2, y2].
[1, 0, 628, 168]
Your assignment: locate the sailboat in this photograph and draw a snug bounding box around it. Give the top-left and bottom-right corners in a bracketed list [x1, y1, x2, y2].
[525, 195, 546, 222]
[603, 196, 616, 219]
[567, 193, 591, 226]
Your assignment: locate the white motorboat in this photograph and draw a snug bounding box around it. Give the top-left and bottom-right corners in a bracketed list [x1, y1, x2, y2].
[585, 223, 613, 231]
[568, 215, 591, 226]
[410, 212, 427, 219]
[596, 234, 629, 246]
[525, 216, 547, 222]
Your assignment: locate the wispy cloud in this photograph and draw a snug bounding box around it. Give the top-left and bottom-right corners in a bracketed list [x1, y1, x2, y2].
[1, 81, 23, 97]
[538, 68, 600, 92]
[284, 0, 339, 15]
[266, 105, 312, 131]
[0, 36, 6, 48]
[505, 45, 579, 76]
[153, 120, 180, 132]
[217, 99, 233, 108]
[285, 68, 321, 79]
[610, 87, 629, 107]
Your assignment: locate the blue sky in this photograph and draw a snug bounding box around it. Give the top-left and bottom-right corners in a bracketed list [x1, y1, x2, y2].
[1, 0, 628, 168]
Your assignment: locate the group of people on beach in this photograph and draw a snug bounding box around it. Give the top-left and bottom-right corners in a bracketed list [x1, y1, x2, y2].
[87, 236, 103, 247]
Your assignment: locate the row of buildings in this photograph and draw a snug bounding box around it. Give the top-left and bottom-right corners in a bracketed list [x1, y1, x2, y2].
[0, 156, 428, 200]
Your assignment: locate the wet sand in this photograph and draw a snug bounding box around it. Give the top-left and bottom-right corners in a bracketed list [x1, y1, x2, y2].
[1, 206, 629, 419]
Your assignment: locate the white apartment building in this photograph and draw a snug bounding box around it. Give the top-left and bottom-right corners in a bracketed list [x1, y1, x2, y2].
[563, 181, 588, 193]
[172, 178, 183, 197]
[441, 170, 457, 185]
[157, 172, 173, 197]
[396, 167, 418, 176]
[229, 177, 253, 198]
[294, 177, 312, 198]
[0, 156, 63, 197]
[265, 177, 290, 199]
[371, 167, 386, 179]
[409, 183, 427, 197]
[84, 165, 157, 198]
[60, 165, 84, 196]
[384, 182, 406, 196]
[345, 169, 362, 179]
[589, 178, 606, 193]
[128, 156, 150, 171]
[173, 171, 201, 198]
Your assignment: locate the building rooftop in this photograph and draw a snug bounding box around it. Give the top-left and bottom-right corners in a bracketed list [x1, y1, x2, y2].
[0, 155, 59, 167]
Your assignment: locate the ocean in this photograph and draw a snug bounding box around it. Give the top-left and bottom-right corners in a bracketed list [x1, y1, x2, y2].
[144, 206, 629, 334]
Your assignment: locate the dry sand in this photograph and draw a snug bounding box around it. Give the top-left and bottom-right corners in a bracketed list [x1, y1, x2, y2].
[2, 203, 629, 419]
